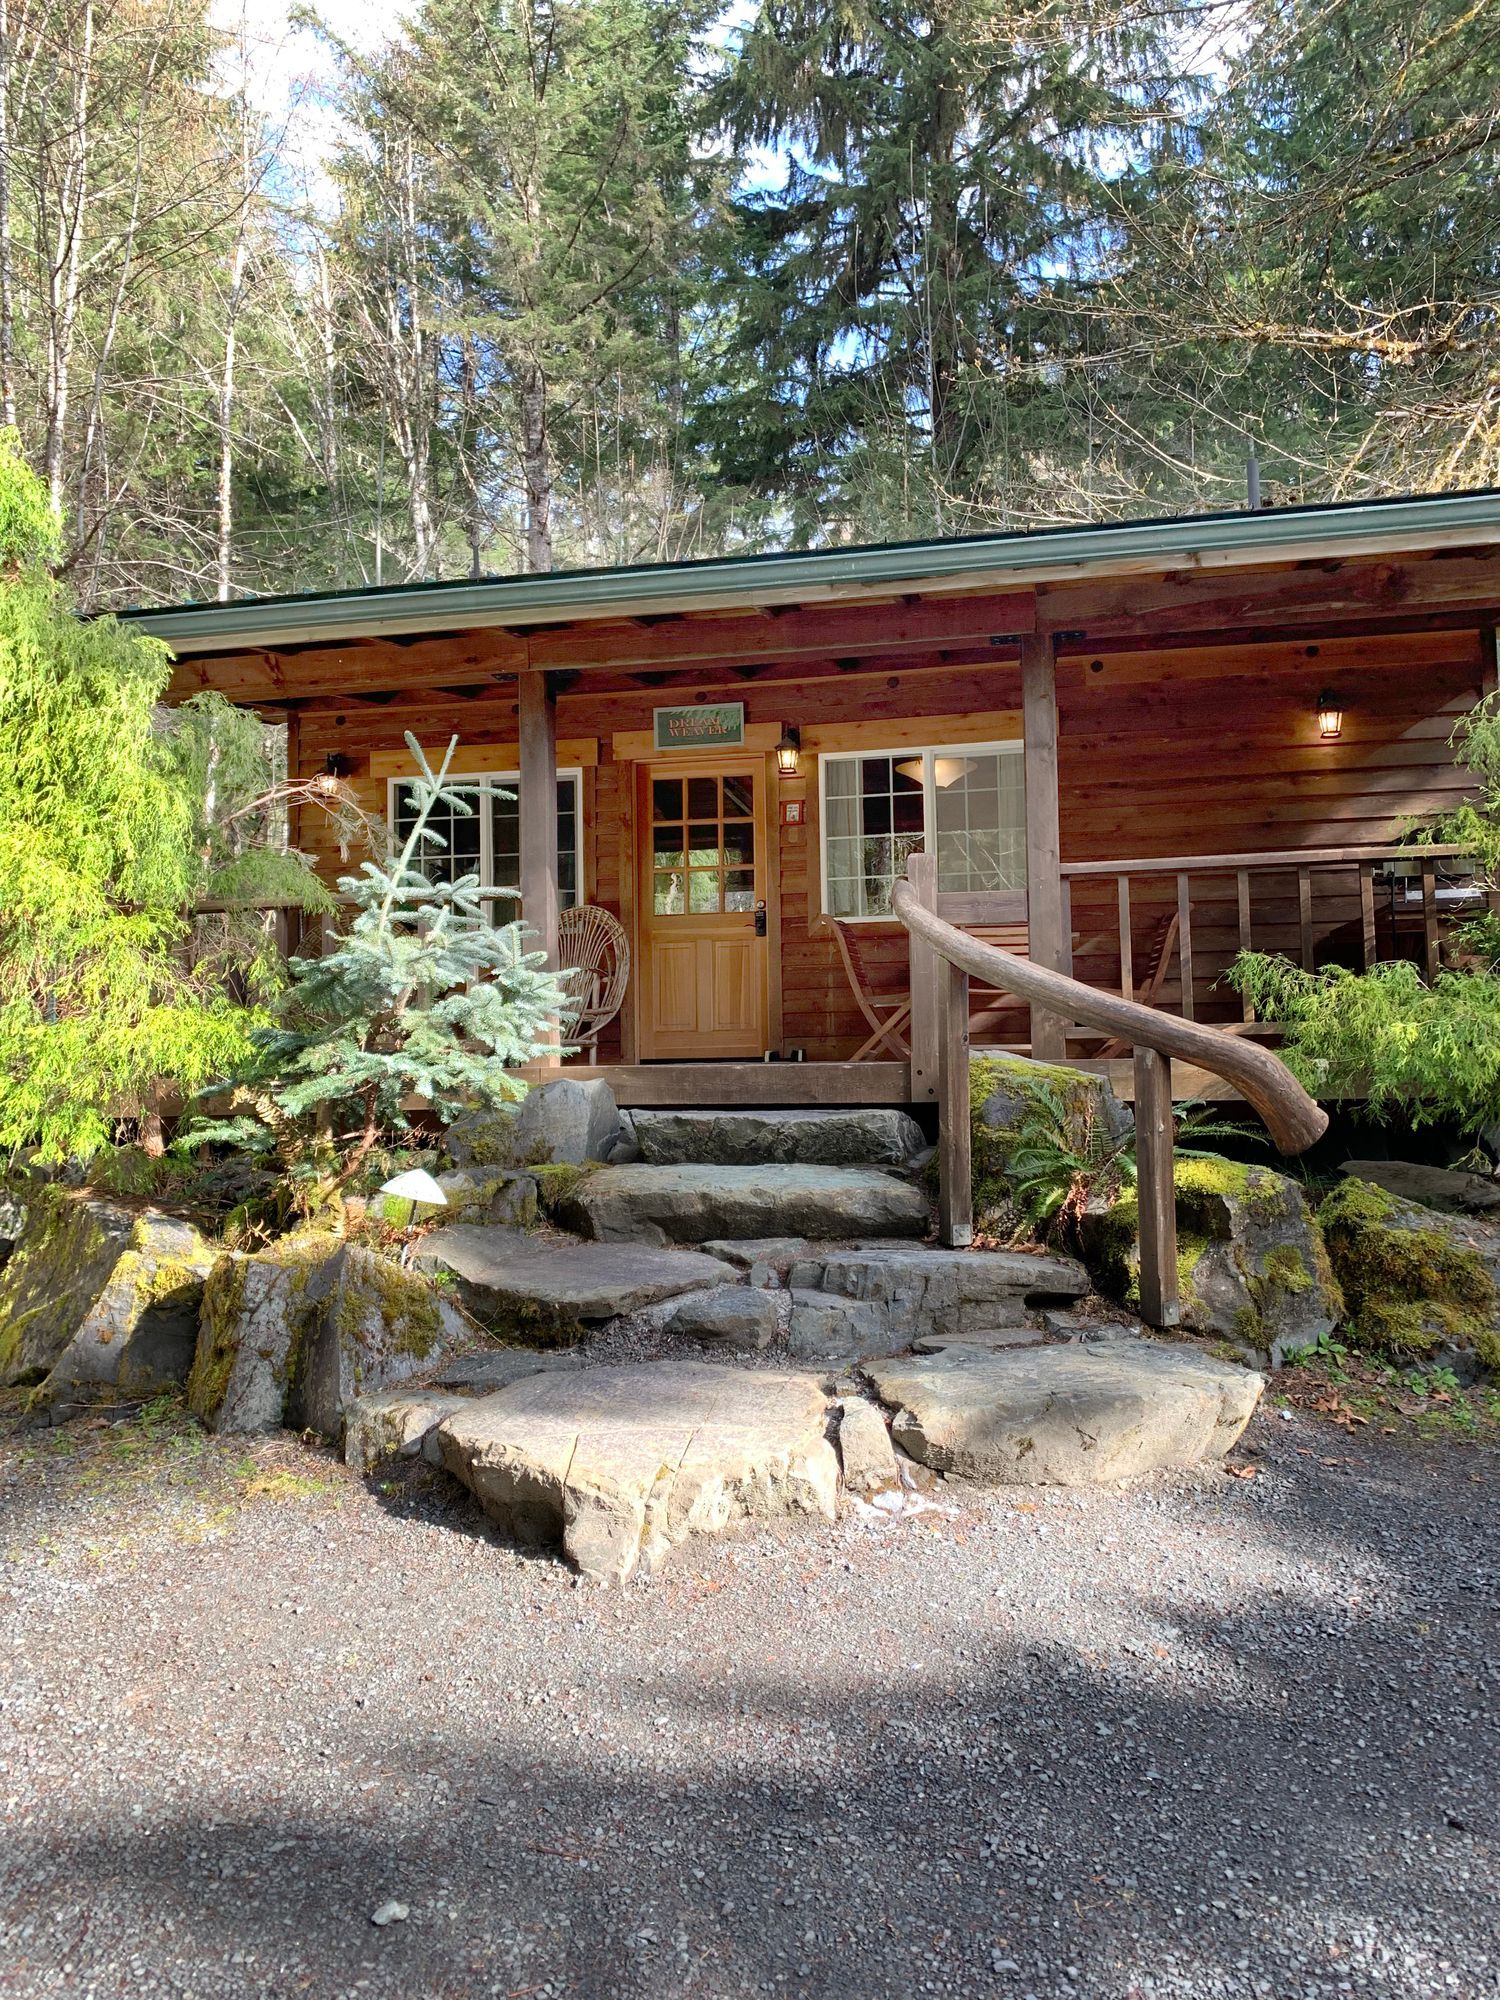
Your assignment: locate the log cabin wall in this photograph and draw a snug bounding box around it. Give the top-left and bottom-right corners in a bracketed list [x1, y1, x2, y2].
[277, 615, 1488, 1060]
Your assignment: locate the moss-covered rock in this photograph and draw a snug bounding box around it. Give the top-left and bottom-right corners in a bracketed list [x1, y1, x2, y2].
[1318, 1175, 1500, 1371]
[188, 1233, 468, 1438]
[431, 1167, 538, 1228]
[1082, 1156, 1342, 1363]
[0, 1188, 216, 1406]
[969, 1054, 1133, 1229]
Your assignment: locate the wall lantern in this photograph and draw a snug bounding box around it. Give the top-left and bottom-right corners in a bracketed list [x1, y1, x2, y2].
[776, 725, 802, 776]
[1316, 691, 1344, 741]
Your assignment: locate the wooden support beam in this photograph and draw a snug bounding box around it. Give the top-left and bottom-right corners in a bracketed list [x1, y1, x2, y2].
[1421, 856, 1440, 979]
[519, 669, 561, 1064]
[907, 850, 940, 1103]
[937, 956, 973, 1247]
[1176, 874, 1195, 1021]
[1236, 869, 1253, 1020]
[1133, 1046, 1179, 1328]
[1021, 631, 1067, 1059]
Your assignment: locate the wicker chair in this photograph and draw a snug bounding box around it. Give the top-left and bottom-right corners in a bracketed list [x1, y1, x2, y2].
[557, 904, 630, 1063]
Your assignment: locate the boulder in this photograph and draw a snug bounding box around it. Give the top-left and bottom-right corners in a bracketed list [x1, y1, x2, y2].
[556, 1164, 930, 1246]
[434, 1361, 840, 1582]
[835, 1396, 902, 1497]
[513, 1077, 620, 1167]
[784, 1243, 1087, 1359]
[432, 1167, 538, 1228]
[343, 1388, 470, 1474]
[1339, 1159, 1500, 1217]
[668, 1286, 780, 1351]
[1082, 1159, 1341, 1365]
[0, 1188, 216, 1406]
[442, 1107, 520, 1169]
[632, 1107, 927, 1168]
[411, 1225, 733, 1340]
[189, 1235, 465, 1437]
[863, 1340, 1263, 1486]
[971, 1054, 1133, 1225]
[701, 1238, 808, 1274]
[1318, 1176, 1500, 1372]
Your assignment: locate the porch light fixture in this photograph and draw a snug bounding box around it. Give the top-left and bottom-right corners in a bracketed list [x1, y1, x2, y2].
[776, 725, 801, 776]
[1316, 690, 1344, 741]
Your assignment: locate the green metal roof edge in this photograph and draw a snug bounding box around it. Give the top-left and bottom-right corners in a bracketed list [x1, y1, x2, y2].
[123, 487, 1500, 652]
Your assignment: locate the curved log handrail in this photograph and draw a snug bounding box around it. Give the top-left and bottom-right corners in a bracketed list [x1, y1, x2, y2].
[892, 879, 1328, 1155]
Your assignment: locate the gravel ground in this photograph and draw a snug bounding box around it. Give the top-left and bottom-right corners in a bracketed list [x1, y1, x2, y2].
[0, 1395, 1495, 2000]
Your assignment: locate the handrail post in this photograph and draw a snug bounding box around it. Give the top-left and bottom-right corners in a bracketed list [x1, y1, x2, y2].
[1133, 1045, 1179, 1328]
[937, 955, 972, 1246]
[907, 851, 940, 1103]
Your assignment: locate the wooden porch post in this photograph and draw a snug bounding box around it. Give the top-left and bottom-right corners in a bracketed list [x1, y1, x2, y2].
[907, 850, 939, 1103]
[1021, 632, 1068, 1060]
[519, 668, 561, 1064]
[1133, 1045, 1179, 1328]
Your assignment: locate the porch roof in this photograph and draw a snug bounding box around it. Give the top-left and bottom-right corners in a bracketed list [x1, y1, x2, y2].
[122, 486, 1500, 658]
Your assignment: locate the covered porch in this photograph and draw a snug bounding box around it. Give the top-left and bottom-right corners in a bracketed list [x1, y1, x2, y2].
[141, 490, 1500, 1106]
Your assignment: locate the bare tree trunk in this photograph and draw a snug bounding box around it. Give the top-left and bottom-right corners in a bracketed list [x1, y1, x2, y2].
[44, 0, 92, 512]
[0, 0, 16, 429]
[521, 357, 551, 572]
[215, 227, 248, 599]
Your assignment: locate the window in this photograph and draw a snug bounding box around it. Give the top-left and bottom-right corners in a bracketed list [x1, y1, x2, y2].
[389, 771, 583, 916]
[820, 742, 1025, 918]
[650, 771, 757, 915]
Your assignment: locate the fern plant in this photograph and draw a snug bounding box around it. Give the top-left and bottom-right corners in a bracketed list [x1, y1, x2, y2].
[186, 734, 571, 1196]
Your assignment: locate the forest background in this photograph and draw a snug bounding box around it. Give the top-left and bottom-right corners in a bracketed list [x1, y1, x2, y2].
[2, 0, 1495, 609]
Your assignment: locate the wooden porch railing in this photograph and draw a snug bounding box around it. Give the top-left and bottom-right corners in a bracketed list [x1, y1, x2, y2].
[894, 853, 1329, 1328]
[1060, 843, 1483, 1023]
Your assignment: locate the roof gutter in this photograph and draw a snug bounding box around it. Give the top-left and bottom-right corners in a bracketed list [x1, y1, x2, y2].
[125, 490, 1500, 655]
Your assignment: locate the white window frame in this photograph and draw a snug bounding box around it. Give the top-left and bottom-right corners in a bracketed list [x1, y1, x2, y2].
[386, 768, 586, 906]
[817, 739, 1025, 922]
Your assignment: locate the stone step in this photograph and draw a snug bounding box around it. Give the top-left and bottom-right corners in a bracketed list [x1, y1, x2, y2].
[862, 1339, 1263, 1486]
[411, 1226, 733, 1339]
[783, 1242, 1089, 1359]
[631, 1107, 928, 1168]
[431, 1360, 840, 1582]
[555, 1164, 930, 1247]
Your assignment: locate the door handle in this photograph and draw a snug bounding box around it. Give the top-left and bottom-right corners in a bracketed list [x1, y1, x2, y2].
[754, 901, 768, 937]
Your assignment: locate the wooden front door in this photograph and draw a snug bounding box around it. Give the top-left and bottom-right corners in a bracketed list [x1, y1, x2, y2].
[637, 760, 769, 1059]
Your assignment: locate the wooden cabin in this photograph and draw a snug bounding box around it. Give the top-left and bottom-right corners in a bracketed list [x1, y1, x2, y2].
[130, 490, 1500, 1110]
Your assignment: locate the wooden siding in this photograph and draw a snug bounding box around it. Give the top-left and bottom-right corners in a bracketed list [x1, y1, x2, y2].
[282, 618, 1488, 1060]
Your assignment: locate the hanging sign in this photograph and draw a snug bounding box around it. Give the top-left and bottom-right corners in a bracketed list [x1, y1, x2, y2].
[653, 702, 745, 751]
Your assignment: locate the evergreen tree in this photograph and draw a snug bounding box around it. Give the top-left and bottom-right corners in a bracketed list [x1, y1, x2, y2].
[189, 734, 571, 1193]
[702, 0, 1184, 538]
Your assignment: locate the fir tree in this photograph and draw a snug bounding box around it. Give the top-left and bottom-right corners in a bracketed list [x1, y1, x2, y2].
[189, 733, 571, 1192]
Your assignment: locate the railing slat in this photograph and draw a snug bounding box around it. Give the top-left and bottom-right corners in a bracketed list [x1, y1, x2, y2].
[1360, 863, 1377, 970]
[1236, 869, 1254, 1021]
[937, 957, 973, 1248]
[1298, 867, 1315, 970]
[1117, 874, 1134, 1000]
[1133, 1046, 1179, 1329]
[1422, 857, 1439, 980]
[1176, 874, 1194, 1021]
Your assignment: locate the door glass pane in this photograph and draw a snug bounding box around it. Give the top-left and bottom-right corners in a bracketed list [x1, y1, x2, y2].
[687, 776, 719, 818]
[723, 821, 755, 867]
[688, 870, 720, 912]
[653, 779, 682, 822]
[688, 823, 720, 863]
[723, 775, 754, 817]
[725, 869, 756, 911]
[654, 870, 684, 914]
[653, 834, 684, 868]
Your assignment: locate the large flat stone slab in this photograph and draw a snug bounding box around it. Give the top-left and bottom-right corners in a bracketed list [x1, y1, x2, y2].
[411, 1226, 733, 1337]
[785, 1243, 1088, 1358]
[633, 1108, 927, 1168]
[863, 1340, 1262, 1486]
[556, 1165, 930, 1246]
[434, 1362, 839, 1581]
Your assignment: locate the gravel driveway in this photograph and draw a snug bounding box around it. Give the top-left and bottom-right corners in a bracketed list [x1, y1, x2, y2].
[0, 1399, 1495, 2000]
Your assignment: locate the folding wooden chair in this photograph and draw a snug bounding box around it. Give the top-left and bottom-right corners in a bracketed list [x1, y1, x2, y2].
[832, 919, 913, 1062]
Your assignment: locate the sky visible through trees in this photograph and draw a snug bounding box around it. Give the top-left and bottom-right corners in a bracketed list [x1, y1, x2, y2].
[0, 0, 1495, 607]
